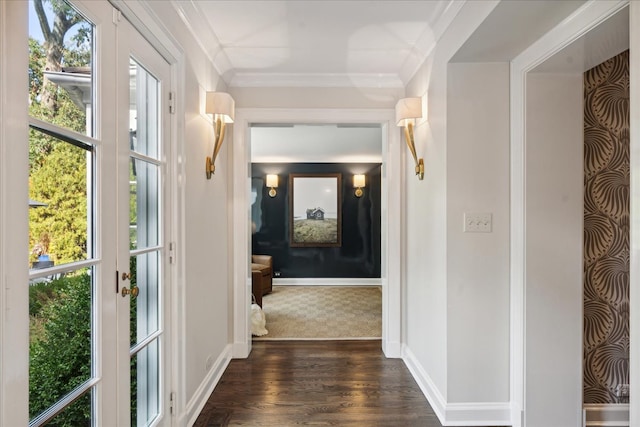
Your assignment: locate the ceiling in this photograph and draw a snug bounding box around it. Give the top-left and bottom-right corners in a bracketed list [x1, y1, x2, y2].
[172, 0, 461, 88]
[451, 0, 587, 62]
[532, 5, 629, 73]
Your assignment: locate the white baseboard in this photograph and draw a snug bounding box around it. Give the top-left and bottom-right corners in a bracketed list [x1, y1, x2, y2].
[402, 344, 511, 426]
[273, 278, 381, 286]
[444, 402, 512, 426]
[583, 404, 629, 427]
[182, 344, 232, 427]
[402, 344, 447, 421]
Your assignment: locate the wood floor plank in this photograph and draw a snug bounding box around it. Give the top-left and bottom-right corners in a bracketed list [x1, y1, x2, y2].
[194, 340, 443, 427]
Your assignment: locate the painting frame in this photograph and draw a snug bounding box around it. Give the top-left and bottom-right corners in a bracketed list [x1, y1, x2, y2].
[289, 173, 342, 247]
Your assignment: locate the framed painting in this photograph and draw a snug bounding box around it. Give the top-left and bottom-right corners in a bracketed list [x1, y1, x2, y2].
[289, 173, 342, 247]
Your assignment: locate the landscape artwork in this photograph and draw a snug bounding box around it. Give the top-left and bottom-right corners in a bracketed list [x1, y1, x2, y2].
[289, 173, 342, 247]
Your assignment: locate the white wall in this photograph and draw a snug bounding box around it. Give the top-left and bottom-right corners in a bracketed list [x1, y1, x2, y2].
[525, 72, 583, 426]
[446, 62, 510, 404]
[402, 2, 501, 420]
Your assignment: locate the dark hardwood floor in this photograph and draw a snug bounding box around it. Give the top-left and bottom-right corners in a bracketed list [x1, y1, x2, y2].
[194, 340, 443, 426]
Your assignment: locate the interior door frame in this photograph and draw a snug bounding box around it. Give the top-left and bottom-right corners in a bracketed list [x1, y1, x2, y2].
[0, 2, 30, 425]
[509, 0, 633, 424]
[231, 108, 403, 359]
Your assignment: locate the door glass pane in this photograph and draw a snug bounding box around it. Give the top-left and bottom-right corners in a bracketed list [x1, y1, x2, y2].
[131, 339, 160, 426]
[28, 0, 94, 137]
[130, 59, 159, 159]
[130, 251, 160, 347]
[130, 55, 162, 427]
[29, 130, 92, 268]
[130, 159, 159, 250]
[29, 268, 93, 424]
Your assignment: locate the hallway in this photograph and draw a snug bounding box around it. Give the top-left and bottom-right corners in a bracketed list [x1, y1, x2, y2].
[194, 341, 441, 426]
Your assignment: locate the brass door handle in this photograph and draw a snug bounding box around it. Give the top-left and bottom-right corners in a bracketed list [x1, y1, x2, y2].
[121, 286, 139, 298]
[122, 272, 131, 281]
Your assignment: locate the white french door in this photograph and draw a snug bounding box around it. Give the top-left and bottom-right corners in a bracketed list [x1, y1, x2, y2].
[115, 16, 172, 427]
[13, 1, 172, 425]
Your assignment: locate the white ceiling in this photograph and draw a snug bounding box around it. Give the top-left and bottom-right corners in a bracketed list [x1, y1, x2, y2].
[451, 0, 587, 62]
[172, 0, 461, 88]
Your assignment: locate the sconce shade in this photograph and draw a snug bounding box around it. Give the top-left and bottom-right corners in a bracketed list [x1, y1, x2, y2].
[395, 97, 422, 126]
[266, 174, 279, 188]
[206, 91, 235, 123]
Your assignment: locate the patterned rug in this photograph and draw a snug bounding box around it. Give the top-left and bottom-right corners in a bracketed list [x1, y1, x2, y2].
[254, 285, 382, 340]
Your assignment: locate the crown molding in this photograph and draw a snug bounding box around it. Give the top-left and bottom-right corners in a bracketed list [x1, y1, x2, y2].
[399, 0, 466, 84]
[169, 0, 234, 85]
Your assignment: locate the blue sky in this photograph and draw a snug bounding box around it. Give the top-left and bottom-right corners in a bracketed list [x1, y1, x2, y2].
[28, 0, 89, 44]
[28, 1, 47, 42]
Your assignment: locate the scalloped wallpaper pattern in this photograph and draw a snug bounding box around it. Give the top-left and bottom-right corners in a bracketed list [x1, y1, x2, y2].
[583, 50, 629, 404]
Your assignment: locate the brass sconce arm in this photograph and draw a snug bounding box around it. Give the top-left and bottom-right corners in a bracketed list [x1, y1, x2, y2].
[395, 97, 424, 180]
[206, 116, 226, 179]
[403, 121, 424, 180]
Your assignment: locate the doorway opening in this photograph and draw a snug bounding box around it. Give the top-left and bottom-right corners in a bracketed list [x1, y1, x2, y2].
[513, 3, 631, 424]
[249, 123, 383, 340]
[231, 108, 403, 358]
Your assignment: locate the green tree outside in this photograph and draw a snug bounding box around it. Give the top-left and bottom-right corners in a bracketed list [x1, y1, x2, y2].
[29, 273, 92, 425]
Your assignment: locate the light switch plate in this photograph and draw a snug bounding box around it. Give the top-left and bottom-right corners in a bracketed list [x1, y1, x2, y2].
[464, 212, 492, 233]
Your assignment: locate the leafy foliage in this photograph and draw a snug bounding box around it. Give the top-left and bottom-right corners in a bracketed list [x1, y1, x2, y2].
[29, 273, 92, 425]
[29, 139, 88, 264]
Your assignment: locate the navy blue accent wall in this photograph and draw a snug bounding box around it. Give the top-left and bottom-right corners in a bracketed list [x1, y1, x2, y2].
[251, 163, 381, 278]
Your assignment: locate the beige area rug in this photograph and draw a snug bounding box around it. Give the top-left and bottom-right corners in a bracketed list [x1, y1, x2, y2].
[254, 285, 382, 340]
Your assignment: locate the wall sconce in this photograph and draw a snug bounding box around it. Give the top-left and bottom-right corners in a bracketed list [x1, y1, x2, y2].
[395, 97, 424, 180]
[353, 174, 365, 198]
[205, 91, 235, 179]
[266, 174, 278, 197]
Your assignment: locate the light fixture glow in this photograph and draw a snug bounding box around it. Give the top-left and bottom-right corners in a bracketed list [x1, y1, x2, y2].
[395, 97, 424, 180]
[266, 174, 278, 197]
[353, 174, 365, 197]
[205, 91, 235, 179]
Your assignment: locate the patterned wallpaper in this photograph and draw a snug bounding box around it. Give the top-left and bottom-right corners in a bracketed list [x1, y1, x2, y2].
[583, 50, 629, 404]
